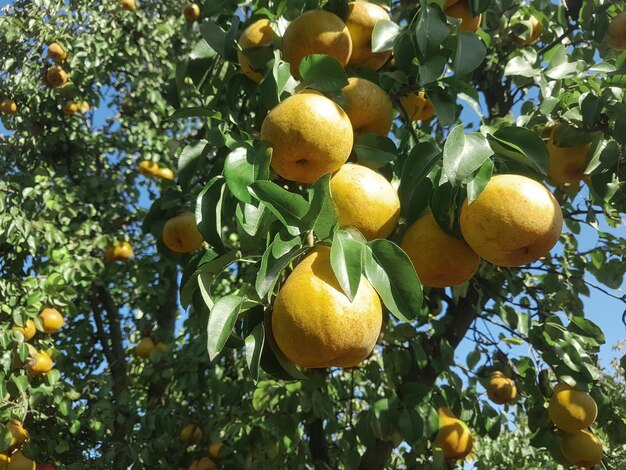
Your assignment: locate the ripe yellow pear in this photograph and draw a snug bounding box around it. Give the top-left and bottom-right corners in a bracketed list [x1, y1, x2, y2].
[120, 0, 136, 11]
[135, 337, 155, 359]
[187, 457, 216, 470]
[180, 423, 203, 445]
[260, 93, 353, 184]
[45, 66, 68, 88]
[27, 351, 53, 375]
[47, 42, 68, 64]
[434, 407, 473, 461]
[78, 100, 90, 114]
[162, 211, 204, 253]
[6, 451, 35, 470]
[111, 242, 133, 262]
[7, 420, 28, 449]
[548, 383, 598, 433]
[272, 246, 382, 368]
[137, 160, 159, 177]
[62, 102, 78, 116]
[608, 12, 626, 50]
[237, 19, 274, 82]
[547, 137, 590, 186]
[207, 441, 224, 460]
[12, 320, 36, 341]
[1, 99, 18, 116]
[282, 10, 353, 79]
[344, 1, 392, 70]
[39, 308, 64, 334]
[156, 167, 175, 180]
[560, 430, 603, 469]
[400, 92, 435, 122]
[446, 0, 482, 33]
[460, 174, 563, 267]
[341, 77, 393, 136]
[401, 211, 479, 288]
[330, 164, 399, 240]
[183, 3, 200, 23]
[486, 371, 517, 405]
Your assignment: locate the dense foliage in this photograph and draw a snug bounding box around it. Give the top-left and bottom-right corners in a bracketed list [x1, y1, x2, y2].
[1, 0, 625, 469]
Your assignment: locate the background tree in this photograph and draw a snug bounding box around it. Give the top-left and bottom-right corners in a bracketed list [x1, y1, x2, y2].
[1, 0, 625, 469]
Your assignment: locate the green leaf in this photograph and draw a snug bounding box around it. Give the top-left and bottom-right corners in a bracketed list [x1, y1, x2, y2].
[569, 318, 606, 345]
[489, 126, 550, 175]
[466, 350, 481, 369]
[372, 20, 401, 53]
[364, 240, 423, 322]
[466, 158, 493, 204]
[398, 142, 441, 206]
[196, 176, 227, 251]
[453, 33, 486, 77]
[331, 229, 365, 301]
[443, 126, 494, 185]
[249, 181, 310, 235]
[207, 295, 245, 360]
[504, 56, 540, 78]
[178, 139, 210, 189]
[299, 54, 349, 93]
[12, 375, 29, 395]
[256, 233, 307, 299]
[415, 4, 449, 56]
[353, 134, 398, 169]
[200, 18, 239, 61]
[245, 322, 265, 382]
[428, 88, 457, 126]
[224, 145, 271, 204]
[301, 174, 338, 240]
[166, 106, 218, 121]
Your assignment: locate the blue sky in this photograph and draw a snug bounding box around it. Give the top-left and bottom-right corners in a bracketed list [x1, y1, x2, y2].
[1, 0, 624, 370]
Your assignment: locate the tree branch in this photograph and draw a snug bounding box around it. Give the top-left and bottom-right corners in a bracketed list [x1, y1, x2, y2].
[358, 281, 485, 469]
[306, 417, 330, 469]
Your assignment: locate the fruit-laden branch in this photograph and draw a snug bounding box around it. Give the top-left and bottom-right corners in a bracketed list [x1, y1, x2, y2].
[358, 282, 484, 469]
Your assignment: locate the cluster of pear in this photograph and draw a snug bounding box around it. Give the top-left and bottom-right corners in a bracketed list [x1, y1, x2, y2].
[104, 241, 134, 263]
[62, 100, 90, 117]
[0, 420, 42, 469]
[43, 42, 69, 88]
[239, 3, 403, 369]
[432, 372, 517, 462]
[12, 308, 64, 376]
[548, 384, 603, 468]
[3, 309, 65, 468]
[179, 424, 225, 470]
[233, 3, 566, 371]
